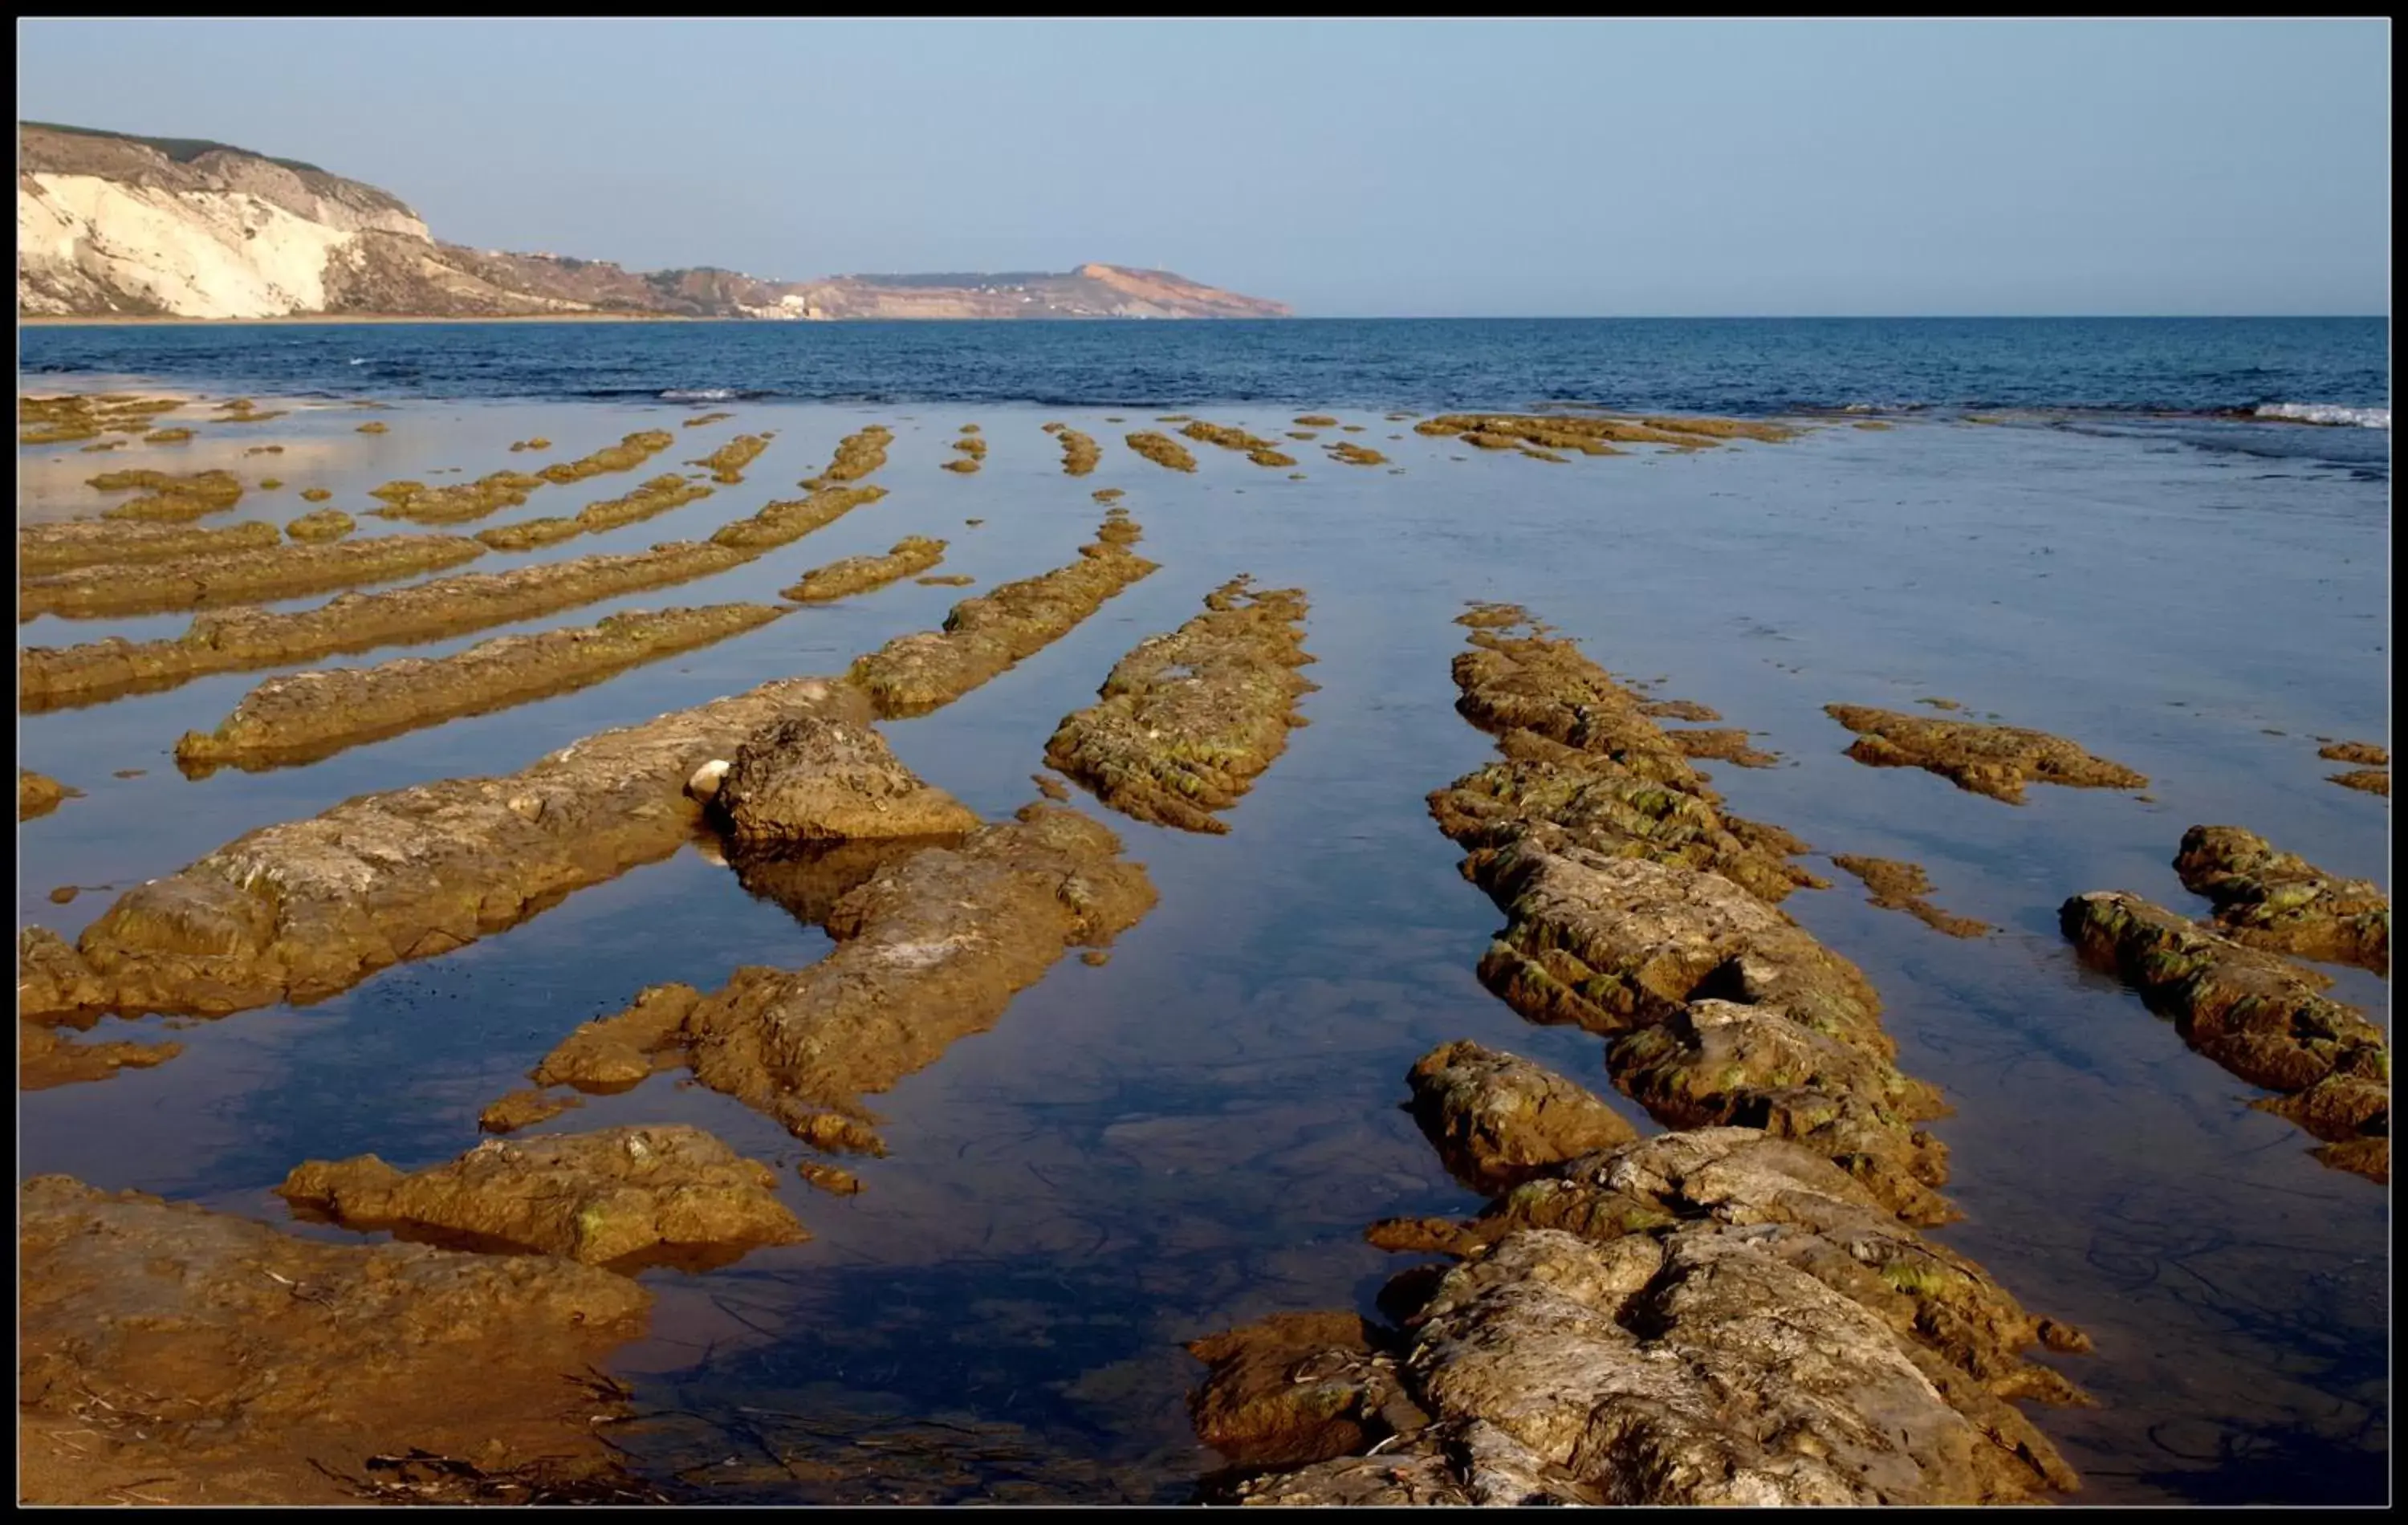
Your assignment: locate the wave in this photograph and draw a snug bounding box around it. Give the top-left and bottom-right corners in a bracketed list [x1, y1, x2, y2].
[658, 387, 739, 402]
[2253, 402, 2390, 430]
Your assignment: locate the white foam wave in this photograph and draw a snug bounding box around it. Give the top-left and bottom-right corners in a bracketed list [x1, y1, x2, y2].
[660, 388, 737, 402]
[2255, 402, 2390, 430]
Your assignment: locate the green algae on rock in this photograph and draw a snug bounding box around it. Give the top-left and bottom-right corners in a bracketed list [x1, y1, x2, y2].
[848, 518, 1159, 718]
[533, 429, 677, 486]
[172, 604, 786, 775]
[366, 470, 548, 525]
[284, 508, 356, 544]
[1043, 575, 1316, 834]
[279, 1124, 805, 1270]
[2172, 824, 2388, 974]
[18, 516, 280, 575]
[1405, 1039, 1639, 1195]
[17, 676, 873, 1025]
[1824, 704, 2147, 803]
[88, 466, 247, 523]
[1324, 441, 1388, 466]
[1124, 430, 1198, 473]
[783, 536, 947, 602]
[19, 392, 185, 445]
[19, 533, 486, 622]
[2061, 889, 2387, 1181]
[1829, 855, 1992, 939]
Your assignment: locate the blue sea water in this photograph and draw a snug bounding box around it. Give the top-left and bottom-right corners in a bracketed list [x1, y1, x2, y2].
[16, 315, 2393, 1503]
[21, 314, 2391, 417]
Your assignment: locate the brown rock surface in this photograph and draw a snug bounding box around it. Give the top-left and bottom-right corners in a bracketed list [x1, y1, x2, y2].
[783, 536, 947, 601]
[1124, 431, 1198, 472]
[19, 766, 77, 821]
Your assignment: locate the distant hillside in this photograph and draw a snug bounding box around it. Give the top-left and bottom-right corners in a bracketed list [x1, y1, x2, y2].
[16, 122, 1291, 321]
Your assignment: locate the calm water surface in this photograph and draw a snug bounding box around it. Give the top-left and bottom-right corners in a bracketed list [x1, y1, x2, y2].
[17, 323, 2390, 1503]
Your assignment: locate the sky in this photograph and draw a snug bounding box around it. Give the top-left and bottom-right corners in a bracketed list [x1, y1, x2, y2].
[14, 18, 2392, 317]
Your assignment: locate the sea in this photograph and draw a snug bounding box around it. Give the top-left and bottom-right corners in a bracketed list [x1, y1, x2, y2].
[17, 315, 2392, 1503]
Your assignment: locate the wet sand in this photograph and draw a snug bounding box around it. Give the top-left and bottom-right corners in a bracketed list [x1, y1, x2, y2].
[16, 392, 2389, 1503]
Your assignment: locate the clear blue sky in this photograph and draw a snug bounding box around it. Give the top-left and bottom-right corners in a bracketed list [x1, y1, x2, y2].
[14, 18, 2391, 316]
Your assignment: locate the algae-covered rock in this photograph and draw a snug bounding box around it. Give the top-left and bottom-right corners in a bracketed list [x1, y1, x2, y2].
[783, 537, 947, 602]
[848, 519, 1158, 718]
[713, 713, 980, 843]
[816, 425, 893, 483]
[22, 539, 753, 713]
[1829, 854, 1991, 938]
[1124, 431, 1198, 473]
[1042, 575, 1315, 833]
[2061, 889, 2386, 1181]
[1056, 427, 1101, 475]
[532, 429, 676, 486]
[278, 1125, 804, 1269]
[474, 474, 714, 551]
[367, 470, 547, 525]
[173, 604, 785, 775]
[478, 1088, 584, 1134]
[2173, 824, 2387, 974]
[707, 483, 886, 552]
[283, 507, 356, 544]
[18, 517, 281, 575]
[19, 534, 486, 622]
[1406, 1039, 1640, 1194]
[89, 467, 246, 523]
[1824, 705, 2147, 803]
[1325, 441, 1388, 466]
[1186, 1312, 1418, 1468]
[688, 433, 769, 483]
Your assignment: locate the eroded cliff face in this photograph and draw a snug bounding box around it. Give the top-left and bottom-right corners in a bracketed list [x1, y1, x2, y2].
[17, 122, 1291, 320]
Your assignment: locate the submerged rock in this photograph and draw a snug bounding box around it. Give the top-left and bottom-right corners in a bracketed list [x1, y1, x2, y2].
[278, 1125, 804, 1269]
[19, 1018, 181, 1090]
[1829, 854, 1992, 938]
[546, 805, 1153, 1157]
[173, 603, 785, 775]
[1186, 1312, 1418, 1469]
[714, 713, 980, 843]
[2172, 824, 2387, 974]
[18, 533, 486, 621]
[1824, 705, 2147, 804]
[2061, 890, 2387, 1181]
[478, 1088, 584, 1134]
[1043, 575, 1316, 833]
[18, 1175, 654, 1505]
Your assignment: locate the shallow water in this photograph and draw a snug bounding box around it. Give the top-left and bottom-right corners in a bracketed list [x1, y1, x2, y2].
[17, 392, 2390, 1503]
